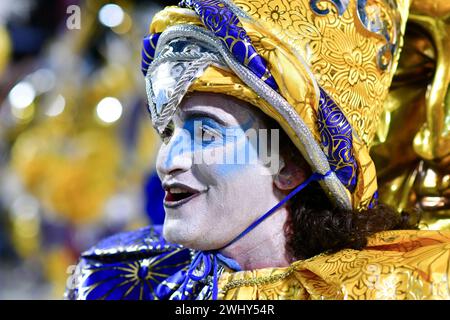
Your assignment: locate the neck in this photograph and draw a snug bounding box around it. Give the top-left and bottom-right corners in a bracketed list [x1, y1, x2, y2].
[219, 207, 292, 270]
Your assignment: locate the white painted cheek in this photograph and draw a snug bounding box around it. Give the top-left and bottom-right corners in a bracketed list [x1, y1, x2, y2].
[156, 129, 194, 176]
[214, 131, 259, 175]
[193, 134, 260, 218]
[195, 142, 243, 186]
[155, 144, 168, 180]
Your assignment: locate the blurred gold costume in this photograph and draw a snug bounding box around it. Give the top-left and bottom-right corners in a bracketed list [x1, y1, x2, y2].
[372, 0, 450, 230]
[0, 26, 10, 75]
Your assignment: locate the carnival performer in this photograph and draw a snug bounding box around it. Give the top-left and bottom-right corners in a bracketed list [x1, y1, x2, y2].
[66, 0, 450, 300]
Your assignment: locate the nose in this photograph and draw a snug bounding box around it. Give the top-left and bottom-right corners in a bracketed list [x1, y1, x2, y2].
[411, 11, 450, 163]
[156, 129, 193, 178]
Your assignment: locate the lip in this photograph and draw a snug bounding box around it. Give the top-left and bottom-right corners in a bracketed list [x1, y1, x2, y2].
[162, 181, 204, 208]
[164, 192, 202, 208]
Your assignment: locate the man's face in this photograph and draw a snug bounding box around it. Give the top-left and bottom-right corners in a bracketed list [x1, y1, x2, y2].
[372, 0, 450, 229]
[156, 92, 282, 250]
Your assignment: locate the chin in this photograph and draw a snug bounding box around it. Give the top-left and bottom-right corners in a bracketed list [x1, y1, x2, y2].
[162, 220, 182, 243]
[162, 222, 218, 250]
[163, 220, 196, 247]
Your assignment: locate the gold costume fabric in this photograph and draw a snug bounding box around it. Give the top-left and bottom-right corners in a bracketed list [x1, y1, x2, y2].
[218, 230, 450, 299]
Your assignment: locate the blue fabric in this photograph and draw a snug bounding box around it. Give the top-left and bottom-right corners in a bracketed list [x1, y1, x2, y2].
[310, 0, 350, 16]
[317, 88, 358, 193]
[144, 172, 166, 225]
[368, 190, 379, 209]
[217, 253, 242, 272]
[75, 226, 191, 300]
[141, 33, 161, 76]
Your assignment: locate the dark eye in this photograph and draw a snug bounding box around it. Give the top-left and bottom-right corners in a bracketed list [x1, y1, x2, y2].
[160, 121, 175, 144]
[200, 125, 221, 144]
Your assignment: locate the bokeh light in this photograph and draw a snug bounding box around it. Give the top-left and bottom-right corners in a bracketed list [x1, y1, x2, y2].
[96, 97, 123, 124]
[8, 82, 36, 110]
[99, 4, 125, 28]
[45, 95, 66, 117]
[0, 0, 171, 300]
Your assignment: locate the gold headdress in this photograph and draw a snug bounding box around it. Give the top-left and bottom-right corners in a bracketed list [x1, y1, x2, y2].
[142, 0, 411, 210]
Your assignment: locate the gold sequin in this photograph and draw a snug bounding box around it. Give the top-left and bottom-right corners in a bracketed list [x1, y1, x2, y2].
[218, 230, 450, 300]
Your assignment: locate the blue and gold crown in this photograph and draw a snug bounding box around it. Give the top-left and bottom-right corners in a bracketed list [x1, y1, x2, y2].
[142, 0, 410, 210]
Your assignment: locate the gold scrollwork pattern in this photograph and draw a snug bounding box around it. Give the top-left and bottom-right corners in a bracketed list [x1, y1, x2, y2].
[218, 230, 450, 300]
[233, 0, 408, 147]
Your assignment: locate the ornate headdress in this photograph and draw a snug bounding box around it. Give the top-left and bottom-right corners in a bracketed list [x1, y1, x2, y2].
[142, 0, 410, 210]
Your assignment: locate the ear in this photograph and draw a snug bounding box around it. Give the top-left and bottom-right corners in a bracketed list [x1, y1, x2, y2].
[273, 154, 308, 191]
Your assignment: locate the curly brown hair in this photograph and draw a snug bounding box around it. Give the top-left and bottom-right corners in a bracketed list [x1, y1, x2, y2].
[284, 181, 420, 260]
[266, 117, 421, 260]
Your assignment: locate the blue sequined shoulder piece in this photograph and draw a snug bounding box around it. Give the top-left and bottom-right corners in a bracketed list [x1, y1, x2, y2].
[66, 225, 192, 300]
[81, 225, 177, 259]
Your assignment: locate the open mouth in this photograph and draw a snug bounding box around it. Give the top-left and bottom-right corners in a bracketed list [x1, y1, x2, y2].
[163, 185, 201, 208]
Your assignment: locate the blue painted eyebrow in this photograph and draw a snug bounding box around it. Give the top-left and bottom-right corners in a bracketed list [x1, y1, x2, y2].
[181, 110, 257, 132]
[182, 110, 228, 126]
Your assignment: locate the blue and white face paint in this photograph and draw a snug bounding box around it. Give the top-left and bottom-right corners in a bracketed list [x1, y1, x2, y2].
[162, 111, 280, 174]
[156, 92, 282, 251]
